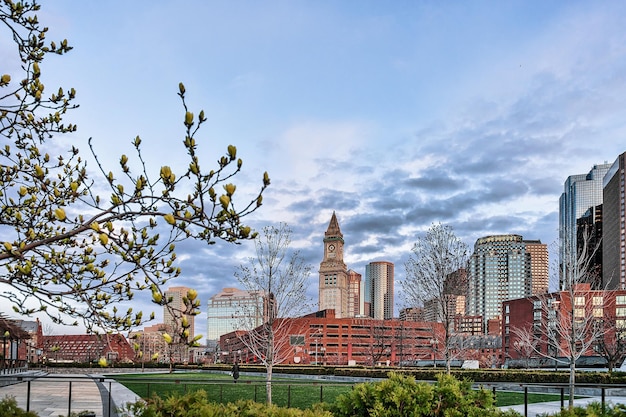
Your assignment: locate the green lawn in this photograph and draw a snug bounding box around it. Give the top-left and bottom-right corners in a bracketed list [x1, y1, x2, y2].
[110, 372, 572, 410]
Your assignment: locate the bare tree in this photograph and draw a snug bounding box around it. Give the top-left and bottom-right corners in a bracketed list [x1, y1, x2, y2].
[234, 223, 312, 405]
[402, 223, 469, 374]
[510, 327, 540, 369]
[593, 305, 626, 374]
[0, 2, 269, 337]
[512, 226, 605, 409]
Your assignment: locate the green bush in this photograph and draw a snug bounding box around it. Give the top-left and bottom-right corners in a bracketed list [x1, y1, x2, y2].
[121, 390, 333, 417]
[0, 397, 39, 417]
[328, 372, 521, 417]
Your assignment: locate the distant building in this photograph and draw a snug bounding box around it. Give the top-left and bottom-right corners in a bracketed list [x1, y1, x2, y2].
[468, 235, 547, 334]
[206, 287, 265, 342]
[163, 286, 195, 339]
[503, 285, 626, 367]
[525, 240, 549, 294]
[41, 334, 134, 363]
[347, 269, 363, 317]
[220, 309, 444, 366]
[365, 261, 394, 320]
[399, 307, 424, 321]
[319, 212, 350, 318]
[603, 152, 626, 289]
[559, 163, 611, 288]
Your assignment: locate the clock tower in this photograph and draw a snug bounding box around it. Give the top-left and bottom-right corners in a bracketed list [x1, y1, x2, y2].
[319, 212, 349, 317]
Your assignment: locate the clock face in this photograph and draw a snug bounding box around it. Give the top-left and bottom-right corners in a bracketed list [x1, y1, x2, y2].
[328, 244, 335, 252]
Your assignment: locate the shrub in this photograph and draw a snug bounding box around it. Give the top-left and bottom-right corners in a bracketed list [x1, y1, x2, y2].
[121, 390, 333, 417]
[0, 397, 39, 417]
[328, 372, 521, 417]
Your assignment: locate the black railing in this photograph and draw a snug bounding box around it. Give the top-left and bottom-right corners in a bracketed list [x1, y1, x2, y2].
[2, 374, 626, 417]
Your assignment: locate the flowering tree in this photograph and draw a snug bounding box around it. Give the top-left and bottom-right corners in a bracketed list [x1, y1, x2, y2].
[0, 1, 269, 338]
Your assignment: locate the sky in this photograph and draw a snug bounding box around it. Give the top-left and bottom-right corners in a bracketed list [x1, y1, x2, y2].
[4, 1, 626, 335]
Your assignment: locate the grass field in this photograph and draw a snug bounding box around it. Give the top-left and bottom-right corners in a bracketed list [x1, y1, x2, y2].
[111, 372, 571, 410]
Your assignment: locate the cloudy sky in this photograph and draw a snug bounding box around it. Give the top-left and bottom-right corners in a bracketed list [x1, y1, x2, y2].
[7, 1, 626, 334]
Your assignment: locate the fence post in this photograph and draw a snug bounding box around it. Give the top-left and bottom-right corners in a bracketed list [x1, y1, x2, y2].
[108, 380, 112, 417]
[524, 386, 528, 417]
[560, 387, 564, 409]
[68, 381, 72, 417]
[254, 384, 258, 402]
[26, 380, 31, 412]
[602, 387, 606, 414]
[287, 385, 291, 408]
[320, 385, 323, 403]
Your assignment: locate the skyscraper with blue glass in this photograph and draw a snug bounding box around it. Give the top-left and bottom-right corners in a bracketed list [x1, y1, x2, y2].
[559, 163, 611, 288]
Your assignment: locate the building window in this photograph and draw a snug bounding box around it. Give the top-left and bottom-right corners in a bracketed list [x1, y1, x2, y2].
[617, 307, 626, 317]
[574, 296, 585, 306]
[290, 335, 305, 346]
[593, 308, 603, 318]
[617, 296, 626, 305]
[593, 296, 603, 306]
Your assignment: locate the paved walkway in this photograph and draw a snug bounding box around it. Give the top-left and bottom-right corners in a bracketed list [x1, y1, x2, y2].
[0, 373, 139, 417]
[501, 395, 626, 416]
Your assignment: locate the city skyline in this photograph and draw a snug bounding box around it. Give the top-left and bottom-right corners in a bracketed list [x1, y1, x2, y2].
[4, 2, 626, 333]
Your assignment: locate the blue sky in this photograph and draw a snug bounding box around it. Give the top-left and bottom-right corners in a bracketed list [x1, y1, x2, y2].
[7, 1, 626, 333]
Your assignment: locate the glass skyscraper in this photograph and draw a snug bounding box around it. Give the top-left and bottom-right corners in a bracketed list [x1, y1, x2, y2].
[206, 287, 265, 342]
[559, 163, 611, 288]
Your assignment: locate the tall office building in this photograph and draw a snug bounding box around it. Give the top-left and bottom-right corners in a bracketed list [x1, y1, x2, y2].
[524, 240, 549, 295]
[365, 261, 394, 320]
[319, 212, 350, 318]
[347, 269, 363, 317]
[206, 287, 265, 341]
[163, 286, 195, 338]
[467, 235, 546, 334]
[603, 152, 626, 289]
[559, 163, 611, 288]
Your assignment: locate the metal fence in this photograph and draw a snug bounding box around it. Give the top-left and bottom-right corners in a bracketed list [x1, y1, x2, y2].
[2, 374, 626, 417]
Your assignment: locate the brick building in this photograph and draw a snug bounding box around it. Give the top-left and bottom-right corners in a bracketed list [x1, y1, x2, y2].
[503, 285, 626, 368]
[220, 309, 444, 366]
[42, 333, 135, 364]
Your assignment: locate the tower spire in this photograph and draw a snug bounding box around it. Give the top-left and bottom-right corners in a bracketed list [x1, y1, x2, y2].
[325, 211, 343, 239]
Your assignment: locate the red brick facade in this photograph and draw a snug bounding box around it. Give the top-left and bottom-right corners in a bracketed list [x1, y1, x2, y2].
[220, 310, 445, 366]
[42, 334, 135, 364]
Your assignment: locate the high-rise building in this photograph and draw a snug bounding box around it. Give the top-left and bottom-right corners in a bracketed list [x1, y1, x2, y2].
[365, 261, 394, 320]
[467, 235, 547, 334]
[163, 286, 195, 338]
[524, 240, 549, 294]
[206, 287, 265, 341]
[559, 163, 611, 288]
[347, 269, 363, 317]
[603, 152, 626, 289]
[319, 212, 350, 318]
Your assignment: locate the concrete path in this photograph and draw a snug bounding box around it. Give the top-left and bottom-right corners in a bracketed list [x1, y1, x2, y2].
[0, 373, 140, 417]
[0, 375, 103, 417]
[501, 395, 626, 416]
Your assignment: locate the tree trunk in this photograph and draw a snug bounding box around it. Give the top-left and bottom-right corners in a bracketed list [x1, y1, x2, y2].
[569, 360, 575, 409]
[266, 363, 273, 405]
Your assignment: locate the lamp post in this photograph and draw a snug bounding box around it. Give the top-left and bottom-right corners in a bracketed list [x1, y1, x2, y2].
[430, 339, 437, 368]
